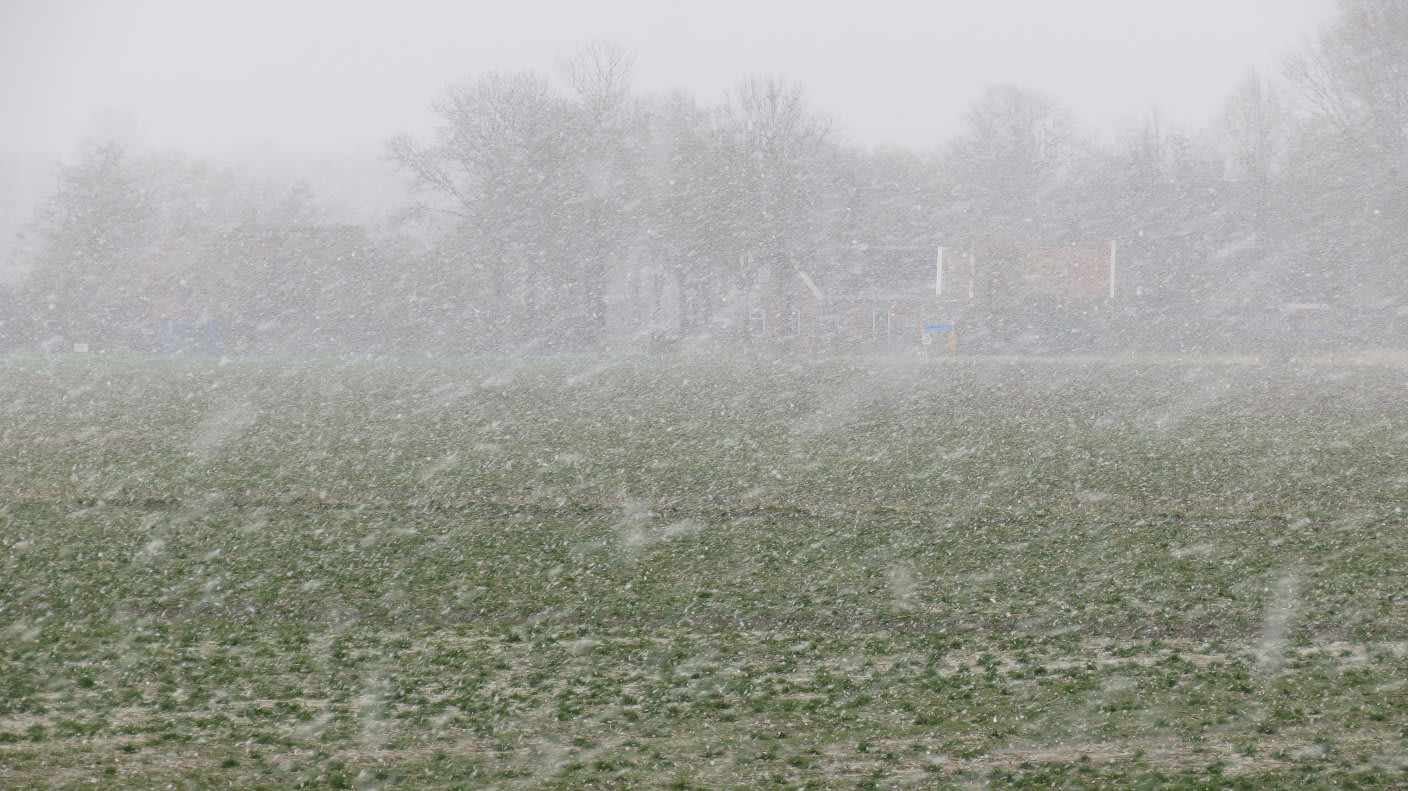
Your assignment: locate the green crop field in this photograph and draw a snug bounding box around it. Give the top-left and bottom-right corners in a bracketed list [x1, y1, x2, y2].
[3, 355, 1407, 789]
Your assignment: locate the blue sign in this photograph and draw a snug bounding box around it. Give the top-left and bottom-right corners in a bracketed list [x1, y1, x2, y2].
[924, 321, 954, 333]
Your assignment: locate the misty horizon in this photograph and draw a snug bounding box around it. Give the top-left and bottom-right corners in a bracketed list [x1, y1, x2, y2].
[2, 0, 1402, 363]
[3, 0, 1336, 158]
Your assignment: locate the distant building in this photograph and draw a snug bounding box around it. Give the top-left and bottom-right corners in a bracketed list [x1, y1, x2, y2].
[143, 224, 390, 354]
[739, 238, 1117, 354]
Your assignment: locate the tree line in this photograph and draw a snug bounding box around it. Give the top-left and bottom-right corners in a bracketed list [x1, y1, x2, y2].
[3, 0, 1404, 355]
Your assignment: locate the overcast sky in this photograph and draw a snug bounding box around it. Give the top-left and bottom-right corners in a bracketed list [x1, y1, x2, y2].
[2, 0, 1338, 160]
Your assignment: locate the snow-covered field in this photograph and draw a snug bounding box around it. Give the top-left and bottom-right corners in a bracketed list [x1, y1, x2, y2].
[2, 356, 1406, 788]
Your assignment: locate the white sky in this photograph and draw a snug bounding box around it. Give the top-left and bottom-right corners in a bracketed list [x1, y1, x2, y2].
[1, 0, 1338, 159]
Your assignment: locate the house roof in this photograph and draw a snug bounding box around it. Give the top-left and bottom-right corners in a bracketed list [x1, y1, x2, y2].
[808, 245, 936, 300]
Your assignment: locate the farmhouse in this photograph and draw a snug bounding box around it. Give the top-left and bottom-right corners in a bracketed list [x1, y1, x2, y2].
[739, 238, 1118, 353]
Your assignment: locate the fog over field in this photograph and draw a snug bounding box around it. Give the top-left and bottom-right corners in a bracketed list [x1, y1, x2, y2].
[2, 1, 1407, 789]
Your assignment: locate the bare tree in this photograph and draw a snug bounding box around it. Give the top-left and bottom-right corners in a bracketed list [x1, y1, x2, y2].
[957, 85, 1076, 177]
[386, 70, 585, 337]
[22, 143, 156, 347]
[387, 71, 566, 218]
[1217, 71, 1291, 185]
[556, 41, 636, 125]
[717, 77, 833, 281]
[1281, 0, 1408, 314]
[1286, 0, 1408, 153]
[944, 84, 1081, 229]
[723, 77, 830, 166]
